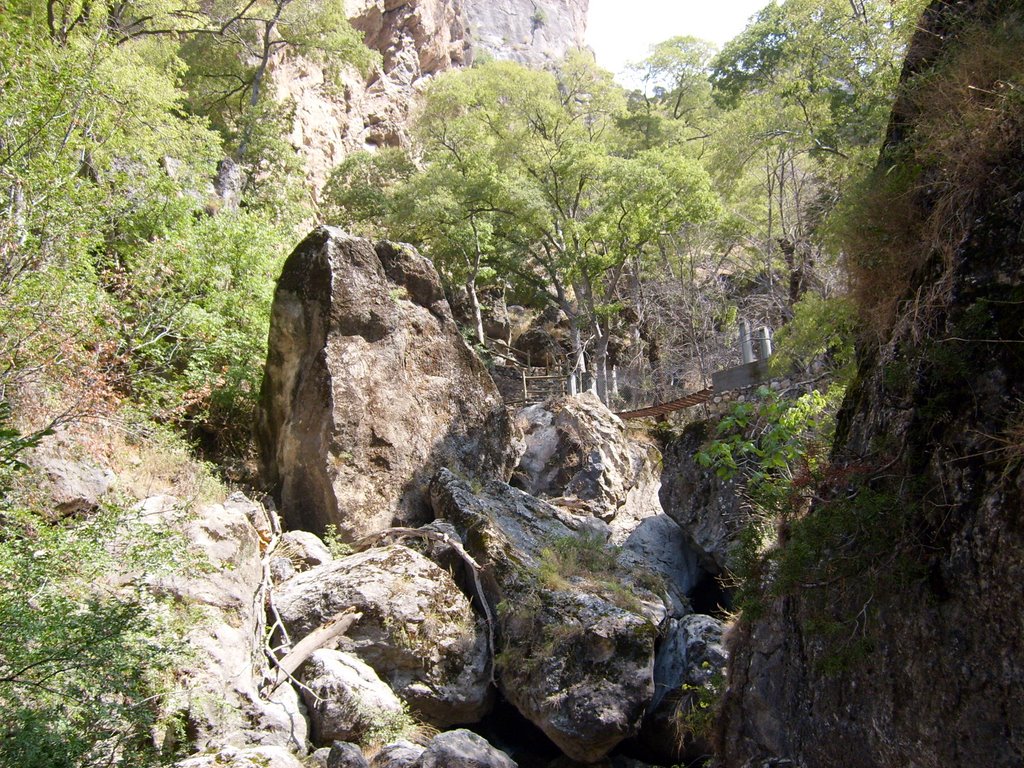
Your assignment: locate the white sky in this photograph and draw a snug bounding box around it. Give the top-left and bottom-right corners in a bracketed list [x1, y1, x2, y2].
[586, 0, 771, 79]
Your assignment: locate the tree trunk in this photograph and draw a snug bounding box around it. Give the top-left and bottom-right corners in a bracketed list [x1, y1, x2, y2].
[467, 277, 486, 347]
[468, 221, 487, 347]
[593, 329, 609, 404]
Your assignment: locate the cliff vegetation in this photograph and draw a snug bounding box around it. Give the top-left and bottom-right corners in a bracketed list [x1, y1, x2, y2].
[4, 0, 1022, 766]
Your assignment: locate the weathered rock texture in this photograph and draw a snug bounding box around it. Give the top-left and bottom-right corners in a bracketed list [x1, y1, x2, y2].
[276, 0, 589, 191]
[416, 728, 518, 768]
[299, 649, 405, 745]
[142, 494, 307, 752]
[257, 227, 516, 539]
[659, 420, 745, 576]
[718, 3, 1024, 766]
[370, 740, 425, 768]
[638, 614, 726, 765]
[514, 394, 700, 617]
[27, 445, 115, 517]
[274, 544, 491, 727]
[464, 0, 588, 66]
[513, 393, 655, 520]
[328, 742, 371, 768]
[430, 469, 660, 763]
[178, 745, 306, 768]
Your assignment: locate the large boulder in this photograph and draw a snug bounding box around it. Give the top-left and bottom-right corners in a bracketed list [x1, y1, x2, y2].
[279, 529, 333, 571]
[274, 544, 491, 727]
[613, 513, 700, 619]
[143, 494, 307, 752]
[369, 740, 425, 768]
[257, 228, 518, 540]
[299, 650, 406, 746]
[416, 729, 517, 768]
[430, 470, 661, 763]
[513, 394, 653, 520]
[327, 742, 370, 768]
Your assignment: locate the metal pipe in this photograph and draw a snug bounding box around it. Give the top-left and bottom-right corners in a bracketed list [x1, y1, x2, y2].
[757, 326, 773, 359]
[739, 320, 755, 364]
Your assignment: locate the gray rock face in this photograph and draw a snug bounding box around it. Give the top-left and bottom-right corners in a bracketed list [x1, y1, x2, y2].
[213, 157, 245, 212]
[464, 0, 589, 68]
[257, 228, 517, 540]
[417, 729, 517, 768]
[638, 615, 727, 765]
[143, 495, 307, 752]
[615, 513, 700, 619]
[659, 420, 746, 575]
[430, 469, 660, 763]
[370, 740, 425, 768]
[274, 544, 491, 727]
[718, 3, 1024, 767]
[300, 650, 405, 746]
[513, 394, 654, 520]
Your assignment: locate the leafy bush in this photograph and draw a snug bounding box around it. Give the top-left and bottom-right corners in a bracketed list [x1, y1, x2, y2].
[770, 293, 857, 383]
[0, 500, 196, 768]
[700, 387, 932, 668]
[697, 386, 844, 618]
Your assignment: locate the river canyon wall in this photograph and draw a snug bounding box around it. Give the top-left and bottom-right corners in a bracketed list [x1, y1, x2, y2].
[717, 2, 1024, 766]
[274, 0, 590, 191]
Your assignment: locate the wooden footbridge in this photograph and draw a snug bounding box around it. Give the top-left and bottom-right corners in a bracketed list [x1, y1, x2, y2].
[615, 320, 776, 421]
[494, 320, 776, 421]
[614, 387, 715, 420]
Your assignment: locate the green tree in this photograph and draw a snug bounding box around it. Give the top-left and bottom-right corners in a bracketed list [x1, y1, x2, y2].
[399, 54, 719, 401]
[708, 0, 926, 248]
[624, 35, 717, 151]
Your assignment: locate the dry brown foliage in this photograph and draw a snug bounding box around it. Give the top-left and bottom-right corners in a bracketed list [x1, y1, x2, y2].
[844, 10, 1024, 341]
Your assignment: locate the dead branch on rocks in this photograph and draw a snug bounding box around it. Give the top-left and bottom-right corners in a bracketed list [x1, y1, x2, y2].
[265, 607, 362, 694]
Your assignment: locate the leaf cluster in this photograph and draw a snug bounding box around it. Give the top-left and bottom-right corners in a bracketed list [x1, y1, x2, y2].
[0, 498, 198, 768]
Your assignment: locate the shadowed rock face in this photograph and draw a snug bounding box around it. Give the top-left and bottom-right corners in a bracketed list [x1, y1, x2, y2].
[718, 3, 1024, 766]
[659, 420, 746, 576]
[257, 227, 518, 540]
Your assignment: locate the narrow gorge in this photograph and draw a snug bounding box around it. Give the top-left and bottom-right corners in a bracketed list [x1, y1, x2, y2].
[1, 1, 1021, 768]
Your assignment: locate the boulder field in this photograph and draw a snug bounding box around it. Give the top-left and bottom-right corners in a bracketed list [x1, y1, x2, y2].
[213, 230, 732, 766]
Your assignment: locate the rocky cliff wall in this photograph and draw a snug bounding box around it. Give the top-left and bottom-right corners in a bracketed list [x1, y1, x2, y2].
[464, 0, 589, 66]
[717, 3, 1024, 766]
[275, 0, 589, 192]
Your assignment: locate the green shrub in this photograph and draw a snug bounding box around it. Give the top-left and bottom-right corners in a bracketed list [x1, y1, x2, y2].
[0, 501, 196, 768]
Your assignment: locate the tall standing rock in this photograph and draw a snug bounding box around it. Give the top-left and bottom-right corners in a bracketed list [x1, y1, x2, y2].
[257, 227, 517, 539]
